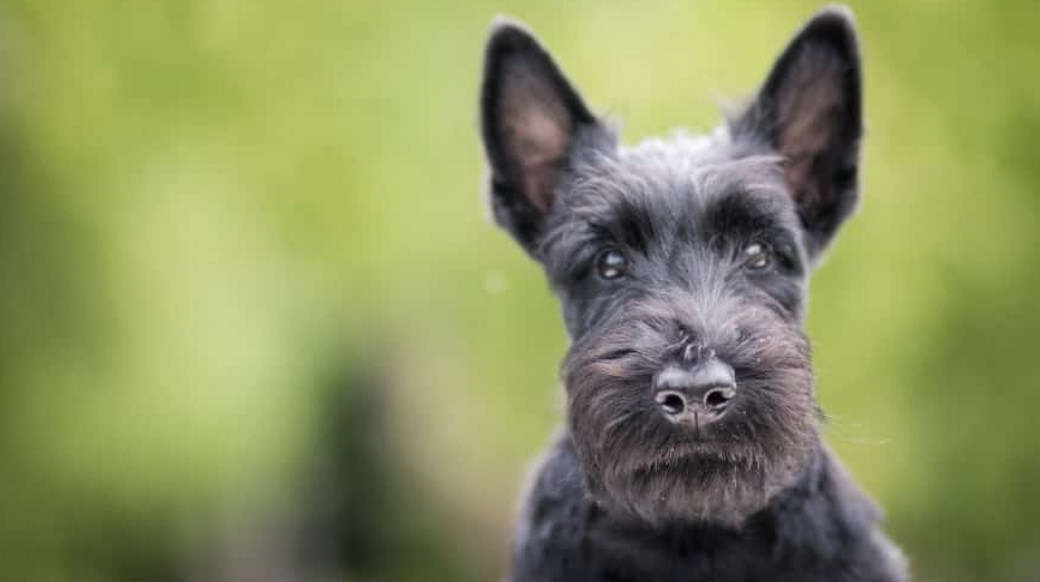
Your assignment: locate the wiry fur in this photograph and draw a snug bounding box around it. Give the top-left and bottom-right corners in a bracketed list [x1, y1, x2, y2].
[478, 6, 908, 581]
[564, 295, 817, 527]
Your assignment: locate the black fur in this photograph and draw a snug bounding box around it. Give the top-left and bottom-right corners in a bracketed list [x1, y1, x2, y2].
[479, 6, 907, 581]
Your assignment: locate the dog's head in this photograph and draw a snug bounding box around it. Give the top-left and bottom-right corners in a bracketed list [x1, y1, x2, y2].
[479, 8, 862, 527]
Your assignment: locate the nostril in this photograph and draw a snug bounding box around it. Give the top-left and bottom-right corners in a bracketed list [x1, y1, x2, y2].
[704, 387, 735, 409]
[655, 391, 687, 415]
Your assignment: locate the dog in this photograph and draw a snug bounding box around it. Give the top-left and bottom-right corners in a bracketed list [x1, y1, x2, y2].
[478, 6, 908, 581]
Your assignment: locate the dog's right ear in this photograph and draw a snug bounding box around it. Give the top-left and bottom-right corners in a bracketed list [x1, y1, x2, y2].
[480, 18, 599, 254]
[732, 7, 862, 261]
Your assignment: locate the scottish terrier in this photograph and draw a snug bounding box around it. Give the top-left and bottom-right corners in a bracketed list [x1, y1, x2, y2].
[478, 6, 907, 582]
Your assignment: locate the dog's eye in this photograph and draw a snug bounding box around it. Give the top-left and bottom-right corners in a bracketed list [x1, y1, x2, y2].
[743, 243, 772, 271]
[596, 249, 627, 280]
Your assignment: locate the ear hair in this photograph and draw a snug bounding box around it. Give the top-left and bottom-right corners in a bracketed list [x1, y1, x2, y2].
[480, 18, 600, 254]
[732, 6, 863, 260]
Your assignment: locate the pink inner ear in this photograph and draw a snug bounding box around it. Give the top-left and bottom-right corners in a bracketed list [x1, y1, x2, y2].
[499, 66, 574, 213]
[775, 46, 846, 208]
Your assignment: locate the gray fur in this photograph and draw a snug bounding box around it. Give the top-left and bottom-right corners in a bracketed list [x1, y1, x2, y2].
[479, 6, 907, 581]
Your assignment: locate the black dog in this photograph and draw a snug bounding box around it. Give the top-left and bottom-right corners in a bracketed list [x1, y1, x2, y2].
[479, 6, 907, 582]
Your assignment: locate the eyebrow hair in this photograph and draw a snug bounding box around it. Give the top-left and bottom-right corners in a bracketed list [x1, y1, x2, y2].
[703, 188, 792, 238]
[703, 188, 808, 275]
[598, 195, 664, 253]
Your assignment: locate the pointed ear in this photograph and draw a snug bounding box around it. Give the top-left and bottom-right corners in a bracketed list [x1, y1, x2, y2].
[733, 7, 863, 259]
[480, 18, 599, 253]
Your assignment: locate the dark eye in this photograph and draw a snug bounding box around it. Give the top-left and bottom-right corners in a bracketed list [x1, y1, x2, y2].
[742, 242, 772, 271]
[596, 249, 628, 280]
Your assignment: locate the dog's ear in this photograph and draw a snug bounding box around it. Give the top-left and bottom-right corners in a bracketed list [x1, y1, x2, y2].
[480, 18, 599, 254]
[734, 7, 862, 259]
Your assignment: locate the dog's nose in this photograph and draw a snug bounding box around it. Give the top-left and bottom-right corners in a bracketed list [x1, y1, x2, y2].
[653, 360, 736, 425]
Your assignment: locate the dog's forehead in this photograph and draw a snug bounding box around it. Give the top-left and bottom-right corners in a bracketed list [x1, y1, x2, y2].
[564, 131, 794, 233]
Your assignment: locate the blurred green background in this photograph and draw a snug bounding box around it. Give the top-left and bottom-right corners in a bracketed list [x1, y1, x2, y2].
[1, 1, 1038, 580]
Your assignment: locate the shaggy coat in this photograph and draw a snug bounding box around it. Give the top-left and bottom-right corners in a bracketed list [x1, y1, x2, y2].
[478, 6, 908, 581]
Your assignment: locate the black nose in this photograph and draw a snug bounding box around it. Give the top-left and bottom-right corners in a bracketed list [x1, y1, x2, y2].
[653, 360, 736, 425]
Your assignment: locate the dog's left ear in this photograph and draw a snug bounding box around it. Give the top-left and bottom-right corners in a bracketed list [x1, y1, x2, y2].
[734, 7, 862, 259]
[480, 18, 600, 255]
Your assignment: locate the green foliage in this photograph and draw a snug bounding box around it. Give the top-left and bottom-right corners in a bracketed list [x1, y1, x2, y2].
[1, 1, 1038, 580]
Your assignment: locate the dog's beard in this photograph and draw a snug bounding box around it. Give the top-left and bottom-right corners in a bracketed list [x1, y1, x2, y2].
[564, 316, 819, 528]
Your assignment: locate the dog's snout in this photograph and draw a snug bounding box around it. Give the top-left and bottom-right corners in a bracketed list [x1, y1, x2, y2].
[652, 360, 736, 425]
[653, 360, 736, 402]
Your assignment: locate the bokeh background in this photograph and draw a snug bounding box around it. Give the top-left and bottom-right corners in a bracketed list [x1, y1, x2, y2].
[2, 1, 1038, 580]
